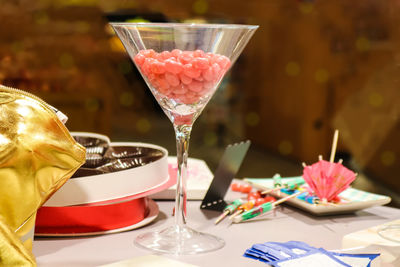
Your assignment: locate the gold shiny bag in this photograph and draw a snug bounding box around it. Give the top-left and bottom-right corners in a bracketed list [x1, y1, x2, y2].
[0, 85, 86, 266]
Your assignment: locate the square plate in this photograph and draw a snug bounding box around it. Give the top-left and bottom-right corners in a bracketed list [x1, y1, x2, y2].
[245, 176, 391, 215]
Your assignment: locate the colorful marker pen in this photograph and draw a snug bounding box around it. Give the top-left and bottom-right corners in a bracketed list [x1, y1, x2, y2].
[229, 200, 256, 220]
[214, 199, 244, 224]
[232, 191, 303, 223]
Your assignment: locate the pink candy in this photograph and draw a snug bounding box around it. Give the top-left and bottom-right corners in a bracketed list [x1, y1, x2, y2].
[165, 59, 183, 74]
[164, 72, 180, 87]
[134, 49, 231, 105]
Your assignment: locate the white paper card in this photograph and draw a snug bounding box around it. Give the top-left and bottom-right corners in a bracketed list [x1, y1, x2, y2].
[276, 253, 348, 267]
[99, 254, 198, 267]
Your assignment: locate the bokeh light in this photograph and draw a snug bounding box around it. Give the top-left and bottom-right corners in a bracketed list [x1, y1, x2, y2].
[314, 69, 329, 83]
[203, 131, 217, 146]
[245, 111, 260, 127]
[299, 2, 314, 14]
[285, 61, 300, 76]
[278, 140, 293, 155]
[119, 91, 135, 107]
[368, 92, 384, 108]
[85, 98, 100, 112]
[193, 0, 208, 15]
[34, 11, 49, 25]
[381, 150, 396, 166]
[136, 117, 151, 133]
[59, 53, 75, 69]
[356, 37, 371, 52]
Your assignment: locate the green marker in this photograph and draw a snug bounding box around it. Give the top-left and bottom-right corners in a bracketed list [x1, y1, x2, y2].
[232, 191, 303, 223]
[235, 202, 273, 222]
[215, 199, 244, 224]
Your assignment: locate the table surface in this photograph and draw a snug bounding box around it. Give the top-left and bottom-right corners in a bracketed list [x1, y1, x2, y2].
[33, 199, 400, 267]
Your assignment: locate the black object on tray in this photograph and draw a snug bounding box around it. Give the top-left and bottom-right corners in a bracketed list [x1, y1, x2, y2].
[72, 133, 164, 178]
[200, 140, 251, 211]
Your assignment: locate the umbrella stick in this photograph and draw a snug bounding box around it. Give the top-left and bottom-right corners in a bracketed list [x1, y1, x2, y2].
[329, 129, 339, 163]
[261, 185, 285, 195]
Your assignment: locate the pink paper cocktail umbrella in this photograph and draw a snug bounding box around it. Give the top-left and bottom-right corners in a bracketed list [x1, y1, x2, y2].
[303, 159, 356, 202]
[302, 130, 357, 202]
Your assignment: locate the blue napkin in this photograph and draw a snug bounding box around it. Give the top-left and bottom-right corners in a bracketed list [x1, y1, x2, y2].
[243, 241, 379, 267]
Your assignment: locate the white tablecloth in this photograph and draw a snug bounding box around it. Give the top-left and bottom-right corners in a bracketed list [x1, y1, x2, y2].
[33, 200, 400, 267]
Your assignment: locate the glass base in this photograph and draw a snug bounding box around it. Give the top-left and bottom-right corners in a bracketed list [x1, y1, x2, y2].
[134, 225, 225, 255]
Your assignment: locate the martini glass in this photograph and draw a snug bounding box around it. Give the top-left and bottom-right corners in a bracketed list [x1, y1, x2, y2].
[111, 22, 258, 255]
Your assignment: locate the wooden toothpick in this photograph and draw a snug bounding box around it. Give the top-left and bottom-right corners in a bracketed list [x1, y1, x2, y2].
[329, 130, 339, 163]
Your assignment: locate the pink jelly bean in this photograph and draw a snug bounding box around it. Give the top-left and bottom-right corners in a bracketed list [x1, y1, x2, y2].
[147, 73, 156, 82]
[188, 91, 199, 100]
[203, 81, 214, 90]
[176, 95, 187, 104]
[180, 96, 190, 105]
[155, 53, 163, 61]
[192, 57, 210, 70]
[198, 85, 212, 95]
[205, 52, 214, 58]
[160, 51, 172, 60]
[142, 57, 155, 75]
[194, 75, 204, 82]
[165, 59, 183, 74]
[153, 74, 166, 86]
[157, 83, 172, 95]
[165, 72, 180, 87]
[141, 49, 156, 58]
[134, 53, 145, 66]
[202, 67, 214, 82]
[179, 73, 192, 85]
[150, 61, 166, 74]
[188, 80, 203, 92]
[183, 64, 201, 78]
[171, 49, 182, 58]
[156, 76, 170, 90]
[193, 49, 205, 57]
[179, 51, 193, 64]
[173, 85, 187, 95]
[165, 91, 175, 98]
[182, 92, 199, 104]
[211, 63, 222, 81]
[206, 53, 218, 64]
[216, 55, 231, 70]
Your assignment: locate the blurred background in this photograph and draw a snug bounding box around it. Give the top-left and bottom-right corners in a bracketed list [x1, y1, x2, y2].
[1, 0, 399, 206]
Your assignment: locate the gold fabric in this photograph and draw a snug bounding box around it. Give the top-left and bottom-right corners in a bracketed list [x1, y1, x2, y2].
[0, 87, 86, 266]
[0, 215, 35, 266]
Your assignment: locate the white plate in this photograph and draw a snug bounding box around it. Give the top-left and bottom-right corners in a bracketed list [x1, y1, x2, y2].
[35, 198, 159, 237]
[45, 142, 169, 207]
[245, 177, 392, 215]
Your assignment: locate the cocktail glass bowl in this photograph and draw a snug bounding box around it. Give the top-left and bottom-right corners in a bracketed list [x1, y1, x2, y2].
[111, 22, 258, 255]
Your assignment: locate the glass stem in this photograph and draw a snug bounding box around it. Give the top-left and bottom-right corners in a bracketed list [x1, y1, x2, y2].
[173, 124, 192, 229]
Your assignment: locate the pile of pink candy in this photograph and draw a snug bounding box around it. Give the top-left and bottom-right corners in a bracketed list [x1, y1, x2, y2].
[134, 49, 231, 104]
